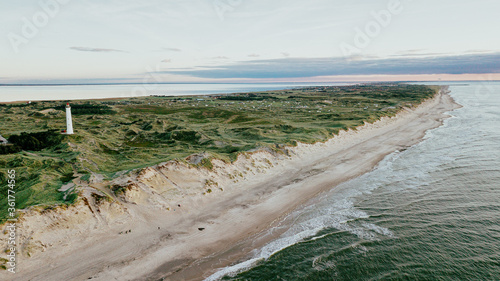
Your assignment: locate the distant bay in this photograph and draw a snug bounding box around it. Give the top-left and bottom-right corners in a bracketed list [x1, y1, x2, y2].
[0, 83, 349, 102]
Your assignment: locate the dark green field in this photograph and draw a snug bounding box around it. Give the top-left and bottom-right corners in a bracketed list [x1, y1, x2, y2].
[0, 84, 438, 223]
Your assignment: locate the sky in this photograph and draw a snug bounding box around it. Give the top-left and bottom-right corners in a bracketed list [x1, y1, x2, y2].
[1, 0, 500, 84]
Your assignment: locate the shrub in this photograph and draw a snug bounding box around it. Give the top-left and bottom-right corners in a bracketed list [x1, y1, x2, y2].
[55, 103, 115, 115]
[8, 130, 64, 151]
[200, 158, 213, 170]
[0, 144, 22, 155]
[171, 130, 200, 143]
[65, 192, 78, 203]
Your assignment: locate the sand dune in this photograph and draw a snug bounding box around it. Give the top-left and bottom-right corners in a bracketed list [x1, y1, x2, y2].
[0, 87, 460, 281]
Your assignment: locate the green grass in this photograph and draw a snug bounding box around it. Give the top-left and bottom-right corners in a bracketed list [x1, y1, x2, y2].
[0, 84, 438, 223]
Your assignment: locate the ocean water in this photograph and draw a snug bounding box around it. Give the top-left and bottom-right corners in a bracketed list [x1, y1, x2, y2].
[0, 83, 347, 102]
[207, 82, 500, 280]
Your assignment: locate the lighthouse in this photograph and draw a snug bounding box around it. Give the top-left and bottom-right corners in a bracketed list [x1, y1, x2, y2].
[65, 103, 74, 135]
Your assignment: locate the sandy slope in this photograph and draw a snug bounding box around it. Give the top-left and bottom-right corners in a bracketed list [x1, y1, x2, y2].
[1, 88, 460, 281]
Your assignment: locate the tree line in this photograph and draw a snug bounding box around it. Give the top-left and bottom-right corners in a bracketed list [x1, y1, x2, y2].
[0, 130, 64, 154]
[55, 103, 115, 115]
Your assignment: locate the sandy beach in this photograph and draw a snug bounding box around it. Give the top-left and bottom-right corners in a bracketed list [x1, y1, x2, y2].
[1, 88, 461, 281]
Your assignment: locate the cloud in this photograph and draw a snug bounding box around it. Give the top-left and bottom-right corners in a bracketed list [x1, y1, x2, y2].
[69, 46, 126, 53]
[465, 49, 496, 54]
[158, 52, 500, 79]
[346, 54, 380, 61]
[392, 50, 447, 58]
[162, 47, 182, 52]
[396, 49, 425, 54]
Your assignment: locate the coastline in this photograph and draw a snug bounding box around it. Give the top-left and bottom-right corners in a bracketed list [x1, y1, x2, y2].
[0, 87, 461, 281]
[147, 88, 461, 281]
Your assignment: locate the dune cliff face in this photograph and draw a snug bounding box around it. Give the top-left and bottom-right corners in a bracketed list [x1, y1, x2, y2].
[112, 149, 287, 209]
[0, 148, 289, 259]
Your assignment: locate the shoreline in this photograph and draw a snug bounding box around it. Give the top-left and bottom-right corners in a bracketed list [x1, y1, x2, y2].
[0, 87, 461, 281]
[149, 88, 462, 281]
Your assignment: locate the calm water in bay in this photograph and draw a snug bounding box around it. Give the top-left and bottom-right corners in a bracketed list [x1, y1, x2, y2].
[0, 83, 347, 102]
[207, 82, 500, 280]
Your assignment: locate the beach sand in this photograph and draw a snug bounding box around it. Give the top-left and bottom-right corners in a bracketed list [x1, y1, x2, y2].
[1, 88, 461, 281]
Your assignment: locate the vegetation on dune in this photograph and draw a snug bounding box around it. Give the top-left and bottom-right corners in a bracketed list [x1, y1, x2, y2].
[0, 84, 438, 222]
[0, 144, 21, 155]
[7, 130, 64, 151]
[54, 103, 116, 115]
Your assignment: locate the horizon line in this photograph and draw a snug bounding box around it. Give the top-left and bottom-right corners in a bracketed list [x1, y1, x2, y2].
[1, 80, 499, 87]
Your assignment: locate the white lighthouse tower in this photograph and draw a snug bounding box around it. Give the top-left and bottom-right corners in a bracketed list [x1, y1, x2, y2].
[65, 103, 74, 135]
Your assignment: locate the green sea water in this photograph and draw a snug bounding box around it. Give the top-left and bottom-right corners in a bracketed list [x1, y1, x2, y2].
[207, 82, 500, 280]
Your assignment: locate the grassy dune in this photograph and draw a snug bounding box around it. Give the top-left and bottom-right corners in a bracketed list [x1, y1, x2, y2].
[0, 84, 438, 222]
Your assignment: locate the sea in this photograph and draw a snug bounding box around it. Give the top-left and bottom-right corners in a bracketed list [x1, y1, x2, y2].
[0, 83, 347, 102]
[205, 82, 500, 280]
